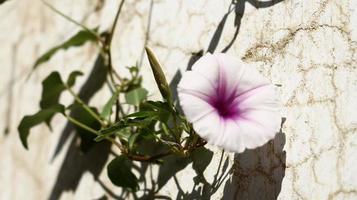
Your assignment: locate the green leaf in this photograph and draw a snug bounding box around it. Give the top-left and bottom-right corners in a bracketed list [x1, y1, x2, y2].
[157, 155, 190, 189]
[99, 120, 126, 135]
[116, 129, 132, 141]
[40, 72, 65, 112]
[94, 132, 113, 142]
[100, 89, 119, 119]
[18, 104, 65, 149]
[94, 134, 107, 142]
[126, 66, 139, 76]
[40, 72, 65, 126]
[71, 106, 101, 152]
[140, 101, 171, 122]
[125, 88, 148, 105]
[97, 109, 159, 142]
[66, 71, 83, 87]
[125, 111, 157, 119]
[142, 101, 170, 111]
[33, 30, 98, 70]
[107, 156, 138, 190]
[95, 128, 131, 142]
[161, 123, 171, 136]
[145, 47, 172, 102]
[40, 71, 83, 126]
[128, 132, 140, 150]
[95, 120, 127, 141]
[66, 102, 82, 111]
[190, 147, 214, 175]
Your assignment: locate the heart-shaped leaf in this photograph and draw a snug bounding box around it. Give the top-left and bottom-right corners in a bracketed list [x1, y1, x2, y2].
[100, 89, 119, 119]
[18, 104, 65, 149]
[33, 30, 98, 70]
[125, 87, 148, 106]
[107, 156, 138, 190]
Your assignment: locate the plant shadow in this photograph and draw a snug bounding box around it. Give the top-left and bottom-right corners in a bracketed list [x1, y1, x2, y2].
[100, 118, 286, 200]
[171, 0, 285, 105]
[163, 0, 287, 199]
[110, 147, 232, 200]
[47, 0, 286, 199]
[49, 54, 111, 200]
[222, 118, 286, 200]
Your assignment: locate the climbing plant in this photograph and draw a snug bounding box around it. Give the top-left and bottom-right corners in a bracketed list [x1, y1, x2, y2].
[18, 0, 208, 192]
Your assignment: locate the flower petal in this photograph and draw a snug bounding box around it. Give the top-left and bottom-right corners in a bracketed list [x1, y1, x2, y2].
[231, 118, 274, 150]
[178, 71, 216, 98]
[178, 53, 282, 153]
[191, 111, 223, 143]
[191, 53, 220, 86]
[235, 84, 281, 134]
[236, 84, 280, 112]
[215, 53, 247, 97]
[212, 119, 246, 153]
[240, 109, 281, 137]
[178, 92, 215, 123]
[192, 53, 248, 99]
[193, 114, 277, 153]
[233, 64, 270, 96]
[216, 118, 278, 153]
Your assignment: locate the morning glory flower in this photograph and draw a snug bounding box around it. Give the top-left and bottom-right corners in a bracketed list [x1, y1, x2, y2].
[178, 53, 281, 153]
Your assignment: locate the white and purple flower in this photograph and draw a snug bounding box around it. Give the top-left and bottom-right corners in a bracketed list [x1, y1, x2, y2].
[178, 53, 281, 153]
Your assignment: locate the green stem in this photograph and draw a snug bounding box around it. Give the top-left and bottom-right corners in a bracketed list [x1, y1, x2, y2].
[127, 151, 171, 162]
[42, 0, 102, 44]
[65, 115, 99, 135]
[65, 115, 124, 151]
[104, 1, 126, 123]
[108, 0, 125, 47]
[105, 0, 125, 84]
[170, 107, 181, 142]
[65, 85, 105, 126]
[108, 137, 125, 152]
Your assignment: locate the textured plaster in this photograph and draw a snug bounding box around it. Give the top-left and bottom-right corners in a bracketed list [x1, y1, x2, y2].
[0, 0, 356, 199]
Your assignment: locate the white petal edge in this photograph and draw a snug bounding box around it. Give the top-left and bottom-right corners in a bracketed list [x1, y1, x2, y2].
[191, 53, 220, 87]
[179, 53, 282, 153]
[178, 70, 216, 98]
[215, 53, 247, 97]
[191, 111, 223, 145]
[178, 92, 215, 123]
[236, 84, 282, 134]
[223, 118, 279, 153]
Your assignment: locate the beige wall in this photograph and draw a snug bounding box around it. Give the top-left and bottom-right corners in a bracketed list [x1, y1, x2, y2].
[0, 0, 356, 199]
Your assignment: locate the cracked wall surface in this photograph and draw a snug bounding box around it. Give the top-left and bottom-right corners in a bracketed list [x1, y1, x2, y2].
[0, 0, 356, 199]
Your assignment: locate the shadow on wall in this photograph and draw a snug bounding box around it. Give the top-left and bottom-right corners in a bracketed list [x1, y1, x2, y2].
[169, 0, 287, 199]
[49, 140, 112, 200]
[170, 0, 285, 104]
[47, 0, 286, 199]
[222, 118, 286, 200]
[208, 0, 285, 54]
[49, 54, 111, 200]
[126, 119, 286, 200]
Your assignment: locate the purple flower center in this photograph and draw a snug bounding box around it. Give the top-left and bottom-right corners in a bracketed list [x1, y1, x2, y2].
[210, 94, 240, 119]
[204, 61, 240, 119]
[209, 74, 240, 119]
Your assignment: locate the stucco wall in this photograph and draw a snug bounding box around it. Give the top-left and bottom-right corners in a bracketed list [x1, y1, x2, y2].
[0, 0, 356, 199]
